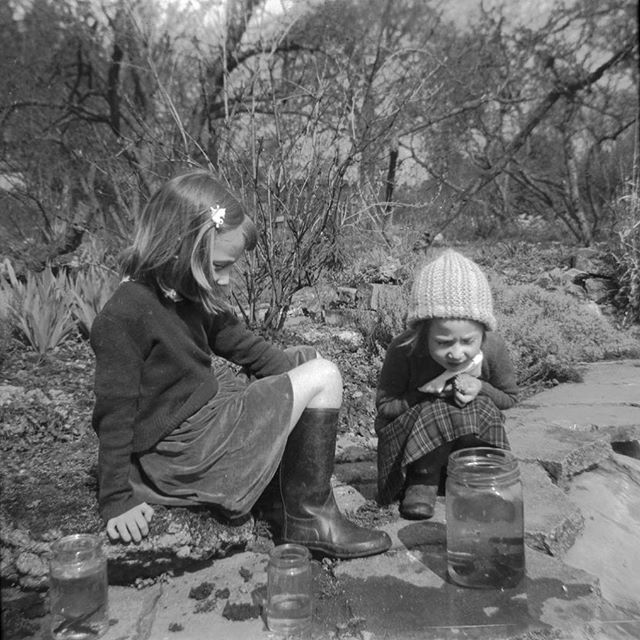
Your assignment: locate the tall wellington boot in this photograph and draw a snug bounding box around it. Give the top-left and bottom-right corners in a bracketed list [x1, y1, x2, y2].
[280, 408, 392, 559]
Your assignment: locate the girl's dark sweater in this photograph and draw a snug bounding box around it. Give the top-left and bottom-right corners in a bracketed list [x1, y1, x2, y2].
[375, 330, 519, 434]
[90, 281, 291, 521]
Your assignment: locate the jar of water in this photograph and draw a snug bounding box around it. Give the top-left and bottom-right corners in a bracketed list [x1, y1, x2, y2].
[266, 543, 312, 634]
[446, 447, 525, 589]
[49, 534, 109, 639]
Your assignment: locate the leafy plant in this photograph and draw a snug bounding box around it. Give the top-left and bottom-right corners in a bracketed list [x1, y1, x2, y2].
[0, 273, 14, 364]
[606, 182, 640, 326]
[71, 266, 119, 338]
[2, 262, 77, 357]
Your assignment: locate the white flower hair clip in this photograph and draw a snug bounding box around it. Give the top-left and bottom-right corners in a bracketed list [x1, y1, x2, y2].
[210, 205, 226, 229]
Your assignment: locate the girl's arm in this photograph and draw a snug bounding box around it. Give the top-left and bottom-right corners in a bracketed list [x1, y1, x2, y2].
[209, 312, 292, 377]
[376, 339, 425, 421]
[478, 333, 520, 410]
[91, 312, 148, 525]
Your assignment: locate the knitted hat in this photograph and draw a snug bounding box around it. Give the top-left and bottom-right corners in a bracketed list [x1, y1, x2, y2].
[408, 250, 497, 331]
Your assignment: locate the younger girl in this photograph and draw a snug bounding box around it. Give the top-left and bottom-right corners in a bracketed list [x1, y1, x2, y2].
[91, 169, 391, 559]
[375, 250, 519, 519]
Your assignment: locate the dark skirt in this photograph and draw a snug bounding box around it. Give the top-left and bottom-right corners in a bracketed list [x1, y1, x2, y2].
[129, 346, 316, 518]
[376, 395, 509, 505]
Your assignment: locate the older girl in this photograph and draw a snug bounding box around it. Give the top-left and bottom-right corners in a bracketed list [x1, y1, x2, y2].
[91, 169, 390, 558]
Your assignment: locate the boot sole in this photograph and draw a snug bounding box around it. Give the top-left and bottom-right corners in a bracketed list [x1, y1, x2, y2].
[280, 536, 392, 559]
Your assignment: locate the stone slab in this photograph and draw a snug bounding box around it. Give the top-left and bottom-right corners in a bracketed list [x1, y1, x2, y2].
[508, 405, 640, 438]
[520, 462, 584, 557]
[520, 360, 640, 407]
[335, 521, 606, 640]
[507, 422, 612, 484]
[563, 454, 640, 616]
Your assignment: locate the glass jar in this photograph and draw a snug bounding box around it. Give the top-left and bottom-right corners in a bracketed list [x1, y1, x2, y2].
[446, 447, 525, 589]
[49, 534, 109, 639]
[266, 543, 312, 634]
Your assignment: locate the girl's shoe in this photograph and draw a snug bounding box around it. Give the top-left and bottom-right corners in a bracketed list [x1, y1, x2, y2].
[400, 484, 438, 520]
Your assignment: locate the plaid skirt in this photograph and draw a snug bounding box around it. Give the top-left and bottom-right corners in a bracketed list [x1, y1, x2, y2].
[376, 396, 509, 504]
[129, 346, 317, 518]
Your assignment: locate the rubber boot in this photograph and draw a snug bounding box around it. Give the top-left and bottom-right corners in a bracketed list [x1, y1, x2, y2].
[280, 408, 392, 559]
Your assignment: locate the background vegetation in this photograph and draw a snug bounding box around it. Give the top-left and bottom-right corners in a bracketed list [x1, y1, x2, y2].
[1, 0, 639, 385]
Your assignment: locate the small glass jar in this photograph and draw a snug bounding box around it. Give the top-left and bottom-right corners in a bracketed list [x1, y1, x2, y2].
[266, 543, 312, 635]
[446, 447, 525, 589]
[49, 534, 109, 639]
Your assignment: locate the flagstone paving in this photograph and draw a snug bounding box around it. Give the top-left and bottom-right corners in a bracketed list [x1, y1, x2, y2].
[10, 360, 640, 639]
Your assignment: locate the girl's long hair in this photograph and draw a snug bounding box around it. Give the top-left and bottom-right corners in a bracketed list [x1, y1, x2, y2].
[398, 319, 432, 354]
[120, 169, 257, 314]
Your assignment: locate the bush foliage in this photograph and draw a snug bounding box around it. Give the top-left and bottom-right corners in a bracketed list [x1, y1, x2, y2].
[349, 257, 640, 393]
[492, 278, 640, 387]
[1, 241, 638, 391]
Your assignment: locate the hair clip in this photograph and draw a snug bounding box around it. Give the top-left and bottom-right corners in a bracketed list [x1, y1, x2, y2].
[210, 206, 226, 229]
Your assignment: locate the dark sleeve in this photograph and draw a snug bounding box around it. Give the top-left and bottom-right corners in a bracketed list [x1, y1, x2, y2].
[375, 339, 426, 421]
[90, 312, 145, 521]
[479, 333, 519, 410]
[210, 312, 292, 377]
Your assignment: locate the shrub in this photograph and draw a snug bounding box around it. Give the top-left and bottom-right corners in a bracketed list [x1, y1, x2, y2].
[492, 277, 640, 389]
[1, 261, 77, 357]
[352, 267, 640, 393]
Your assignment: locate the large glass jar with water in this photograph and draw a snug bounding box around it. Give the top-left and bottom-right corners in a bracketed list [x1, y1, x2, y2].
[446, 447, 525, 589]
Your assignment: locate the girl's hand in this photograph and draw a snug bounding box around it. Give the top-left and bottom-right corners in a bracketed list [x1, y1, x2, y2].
[106, 503, 154, 543]
[453, 373, 482, 407]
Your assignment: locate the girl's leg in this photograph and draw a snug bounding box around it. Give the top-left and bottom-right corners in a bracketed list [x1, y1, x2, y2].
[275, 356, 391, 558]
[401, 435, 492, 520]
[285, 356, 342, 429]
[401, 444, 452, 520]
[454, 434, 491, 450]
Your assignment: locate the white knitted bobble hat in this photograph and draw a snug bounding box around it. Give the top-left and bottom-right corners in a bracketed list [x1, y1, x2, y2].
[407, 250, 497, 331]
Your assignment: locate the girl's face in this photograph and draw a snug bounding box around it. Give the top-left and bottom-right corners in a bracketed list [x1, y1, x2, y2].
[426, 318, 484, 371]
[210, 226, 246, 286]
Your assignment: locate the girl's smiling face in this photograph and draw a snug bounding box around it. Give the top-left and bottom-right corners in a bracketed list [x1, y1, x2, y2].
[427, 317, 484, 371]
[210, 226, 246, 286]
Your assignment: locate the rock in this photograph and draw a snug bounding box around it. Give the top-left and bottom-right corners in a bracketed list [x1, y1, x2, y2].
[334, 329, 364, 351]
[564, 453, 640, 616]
[570, 247, 609, 273]
[520, 462, 584, 557]
[509, 421, 612, 486]
[584, 276, 615, 303]
[336, 286, 358, 305]
[105, 507, 256, 584]
[356, 283, 406, 312]
[1, 506, 257, 589]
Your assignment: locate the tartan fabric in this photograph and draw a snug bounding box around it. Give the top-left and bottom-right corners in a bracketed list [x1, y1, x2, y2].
[376, 395, 509, 504]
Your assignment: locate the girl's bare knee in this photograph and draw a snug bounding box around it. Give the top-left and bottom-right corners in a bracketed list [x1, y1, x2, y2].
[288, 357, 343, 410]
[312, 357, 342, 393]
